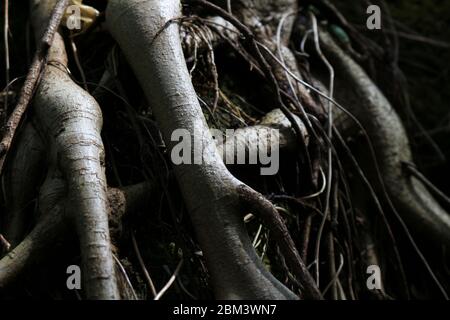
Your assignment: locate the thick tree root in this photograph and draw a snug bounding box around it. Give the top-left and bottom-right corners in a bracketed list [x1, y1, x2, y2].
[0, 204, 67, 290]
[0, 181, 153, 291]
[318, 30, 450, 246]
[231, 0, 323, 116]
[216, 109, 307, 164]
[29, 0, 119, 299]
[106, 0, 312, 299]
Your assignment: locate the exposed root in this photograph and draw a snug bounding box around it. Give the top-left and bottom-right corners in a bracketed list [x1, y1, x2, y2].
[31, 0, 118, 299]
[318, 29, 450, 247]
[180, 16, 239, 61]
[0, 159, 67, 290]
[238, 184, 322, 300]
[2, 123, 45, 247]
[0, 181, 153, 291]
[107, 0, 299, 299]
[216, 108, 307, 164]
[0, 0, 69, 172]
[0, 204, 66, 290]
[0, 0, 447, 301]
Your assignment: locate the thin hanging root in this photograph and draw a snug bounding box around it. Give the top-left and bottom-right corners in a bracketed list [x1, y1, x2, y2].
[0, 147, 67, 291]
[403, 162, 450, 208]
[318, 29, 450, 247]
[205, 0, 322, 186]
[216, 108, 307, 163]
[107, 0, 299, 299]
[180, 16, 237, 61]
[3, 0, 10, 114]
[30, 0, 118, 299]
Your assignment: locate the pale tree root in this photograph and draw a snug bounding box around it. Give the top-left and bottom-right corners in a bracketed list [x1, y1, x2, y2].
[0, 204, 67, 291]
[216, 108, 307, 162]
[180, 15, 239, 62]
[318, 30, 450, 246]
[0, 114, 300, 292]
[0, 181, 153, 291]
[29, 0, 118, 299]
[105, 0, 322, 299]
[238, 185, 322, 300]
[2, 123, 45, 248]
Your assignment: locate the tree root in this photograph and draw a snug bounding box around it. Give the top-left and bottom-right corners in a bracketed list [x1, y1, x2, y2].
[216, 108, 307, 164]
[318, 30, 450, 246]
[0, 202, 67, 290]
[29, 0, 118, 299]
[0, 181, 153, 291]
[0, 0, 69, 172]
[230, 0, 323, 117]
[180, 15, 239, 62]
[238, 184, 322, 299]
[106, 0, 309, 299]
[2, 123, 45, 247]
